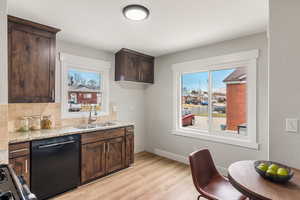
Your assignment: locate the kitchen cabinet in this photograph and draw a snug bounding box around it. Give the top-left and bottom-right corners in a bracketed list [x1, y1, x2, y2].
[8, 126, 133, 187]
[81, 141, 106, 183]
[115, 48, 154, 83]
[8, 15, 60, 103]
[9, 156, 30, 186]
[125, 127, 134, 167]
[139, 57, 154, 83]
[81, 127, 131, 183]
[106, 137, 125, 173]
[9, 142, 30, 186]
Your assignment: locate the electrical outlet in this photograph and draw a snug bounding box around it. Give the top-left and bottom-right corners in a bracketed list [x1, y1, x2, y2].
[112, 106, 118, 112]
[285, 118, 298, 133]
[129, 106, 134, 111]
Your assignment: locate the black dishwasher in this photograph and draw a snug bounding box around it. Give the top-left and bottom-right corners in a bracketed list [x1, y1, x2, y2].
[31, 135, 80, 200]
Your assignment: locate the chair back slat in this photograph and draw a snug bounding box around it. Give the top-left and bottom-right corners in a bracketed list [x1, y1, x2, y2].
[189, 149, 219, 190]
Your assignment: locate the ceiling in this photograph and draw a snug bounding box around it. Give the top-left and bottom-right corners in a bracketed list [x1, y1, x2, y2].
[8, 0, 268, 57]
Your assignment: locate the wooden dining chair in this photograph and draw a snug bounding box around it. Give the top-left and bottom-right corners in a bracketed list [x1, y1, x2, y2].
[189, 149, 247, 200]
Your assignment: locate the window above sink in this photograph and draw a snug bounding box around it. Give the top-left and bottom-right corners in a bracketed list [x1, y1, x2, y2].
[60, 53, 111, 118]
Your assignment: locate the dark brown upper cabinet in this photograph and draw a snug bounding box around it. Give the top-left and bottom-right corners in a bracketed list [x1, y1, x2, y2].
[8, 15, 60, 103]
[115, 48, 154, 84]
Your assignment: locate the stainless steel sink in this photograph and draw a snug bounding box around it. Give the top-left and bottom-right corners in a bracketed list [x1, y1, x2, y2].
[75, 122, 116, 130]
[76, 124, 97, 129]
[96, 122, 116, 127]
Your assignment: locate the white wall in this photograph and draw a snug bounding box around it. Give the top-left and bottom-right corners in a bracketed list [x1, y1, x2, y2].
[56, 41, 146, 153]
[269, 0, 300, 168]
[0, 0, 7, 104]
[145, 33, 268, 169]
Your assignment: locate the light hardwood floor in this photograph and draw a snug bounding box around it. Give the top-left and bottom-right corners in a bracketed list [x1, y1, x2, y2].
[52, 152, 207, 200]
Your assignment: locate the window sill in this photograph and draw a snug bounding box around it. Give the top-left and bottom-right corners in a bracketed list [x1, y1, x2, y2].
[171, 129, 259, 150]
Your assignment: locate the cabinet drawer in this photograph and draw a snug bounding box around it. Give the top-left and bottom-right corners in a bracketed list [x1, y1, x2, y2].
[81, 128, 125, 145]
[126, 126, 134, 135]
[9, 142, 30, 158]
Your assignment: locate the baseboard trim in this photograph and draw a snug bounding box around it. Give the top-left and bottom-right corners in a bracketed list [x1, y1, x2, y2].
[135, 144, 145, 154]
[154, 148, 189, 164]
[153, 148, 227, 176]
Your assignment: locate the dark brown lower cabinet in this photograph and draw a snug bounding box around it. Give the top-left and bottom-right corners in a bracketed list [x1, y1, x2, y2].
[125, 134, 134, 167]
[9, 142, 30, 186]
[106, 137, 125, 174]
[81, 127, 133, 184]
[81, 137, 126, 183]
[9, 156, 30, 186]
[81, 141, 106, 183]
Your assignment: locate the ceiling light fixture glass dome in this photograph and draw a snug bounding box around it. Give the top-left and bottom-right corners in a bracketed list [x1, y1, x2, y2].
[123, 4, 149, 21]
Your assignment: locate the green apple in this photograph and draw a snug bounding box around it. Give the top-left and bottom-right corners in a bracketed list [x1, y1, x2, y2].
[268, 164, 279, 172]
[258, 163, 269, 172]
[277, 168, 289, 176]
[266, 169, 277, 176]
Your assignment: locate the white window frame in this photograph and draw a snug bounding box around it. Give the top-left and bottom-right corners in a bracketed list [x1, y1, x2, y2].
[172, 50, 259, 149]
[60, 53, 111, 119]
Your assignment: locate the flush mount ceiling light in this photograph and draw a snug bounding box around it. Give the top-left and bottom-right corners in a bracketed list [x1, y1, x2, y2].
[123, 4, 150, 21]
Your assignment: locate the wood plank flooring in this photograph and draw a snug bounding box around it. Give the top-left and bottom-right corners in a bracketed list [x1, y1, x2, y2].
[52, 152, 206, 200]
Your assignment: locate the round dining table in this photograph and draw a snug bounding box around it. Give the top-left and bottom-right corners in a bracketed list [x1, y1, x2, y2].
[228, 160, 300, 200]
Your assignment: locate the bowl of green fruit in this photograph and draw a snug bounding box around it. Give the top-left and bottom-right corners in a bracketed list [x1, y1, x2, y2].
[254, 160, 294, 183]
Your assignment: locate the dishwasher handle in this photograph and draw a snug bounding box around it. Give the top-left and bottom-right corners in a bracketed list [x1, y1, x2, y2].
[37, 140, 76, 149]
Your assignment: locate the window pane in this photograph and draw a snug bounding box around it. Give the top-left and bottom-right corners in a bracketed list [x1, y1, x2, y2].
[211, 67, 247, 135]
[68, 91, 102, 112]
[181, 72, 209, 131]
[67, 69, 102, 112]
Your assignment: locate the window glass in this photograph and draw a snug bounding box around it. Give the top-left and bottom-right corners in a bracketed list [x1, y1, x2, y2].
[67, 69, 102, 113]
[180, 67, 248, 135]
[212, 67, 247, 135]
[181, 72, 209, 131]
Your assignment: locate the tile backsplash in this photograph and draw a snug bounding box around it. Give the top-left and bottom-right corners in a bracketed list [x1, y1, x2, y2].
[8, 103, 117, 132]
[0, 105, 8, 150]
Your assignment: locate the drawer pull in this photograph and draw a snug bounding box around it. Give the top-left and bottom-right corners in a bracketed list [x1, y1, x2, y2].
[10, 148, 29, 154]
[25, 159, 28, 174]
[38, 140, 75, 149]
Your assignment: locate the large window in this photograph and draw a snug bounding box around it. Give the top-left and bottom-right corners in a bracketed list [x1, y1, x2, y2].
[60, 53, 111, 118]
[172, 50, 258, 149]
[182, 67, 247, 135]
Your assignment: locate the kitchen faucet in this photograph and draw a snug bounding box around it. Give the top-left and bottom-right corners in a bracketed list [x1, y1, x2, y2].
[88, 106, 97, 124]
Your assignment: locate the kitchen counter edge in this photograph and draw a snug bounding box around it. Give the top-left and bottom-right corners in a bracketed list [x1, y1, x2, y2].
[9, 122, 135, 144]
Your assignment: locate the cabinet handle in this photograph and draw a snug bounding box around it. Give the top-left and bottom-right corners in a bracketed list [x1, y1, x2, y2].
[25, 159, 28, 174]
[38, 140, 75, 149]
[103, 144, 105, 153]
[51, 89, 55, 101]
[10, 148, 29, 154]
[107, 143, 110, 152]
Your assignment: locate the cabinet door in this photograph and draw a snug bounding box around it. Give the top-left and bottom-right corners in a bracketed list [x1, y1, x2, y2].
[121, 53, 139, 82]
[9, 156, 30, 186]
[139, 57, 154, 83]
[81, 141, 106, 183]
[125, 134, 134, 167]
[8, 21, 56, 103]
[106, 137, 125, 173]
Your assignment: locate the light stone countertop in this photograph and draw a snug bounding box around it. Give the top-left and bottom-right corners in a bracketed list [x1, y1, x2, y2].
[9, 121, 134, 144]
